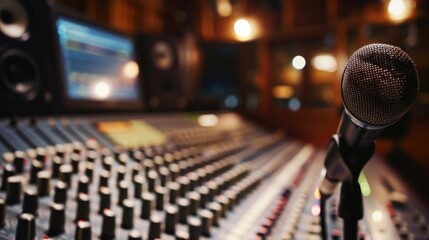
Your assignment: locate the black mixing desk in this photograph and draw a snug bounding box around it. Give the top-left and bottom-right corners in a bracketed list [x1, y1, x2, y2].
[0, 113, 428, 240]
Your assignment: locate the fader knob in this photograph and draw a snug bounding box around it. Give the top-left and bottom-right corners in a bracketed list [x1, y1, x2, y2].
[133, 150, 144, 162]
[197, 186, 209, 209]
[116, 166, 126, 187]
[187, 173, 199, 191]
[22, 189, 38, 215]
[153, 156, 164, 170]
[14, 151, 25, 173]
[188, 216, 202, 240]
[35, 148, 47, 164]
[179, 161, 188, 175]
[208, 202, 222, 227]
[84, 162, 95, 183]
[178, 198, 190, 224]
[133, 175, 144, 198]
[101, 209, 116, 239]
[54, 181, 67, 204]
[188, 191, 200, 216]
[118, 181, 129, 207]
[86, 150, 98, 163]
[163, 152, 174, 166]
[60, 164, 73, 186]
[98, 170, 110, 189]
[159, 167, 170, 186]
[71, 153, 80, 173]
[202, 162, 213, 175]
[147, 170, 158, 192]
[1, 164, 15, 191]
[155, 186, 166, 211]
[199, 209, 214, 237]
[30, 160, 43, 184]
[132, 163, 142, 180]
[16, 213, 36, 240]
[165, 204, 178, 235]
[119, 153, 129, 166]
[73, 142, 84, 155]
[113, 147, 123, 161]
[175, 230, 189, 240]
[215, 177, 226, 192]
[37, 171, 51, 197]
[148, 214, 162, 240]
[76, 193, 90, 222]
[121, 199, 135, 229]
[47, 202, 65, 236]
[178, 177, 190, 198]
[0, 199, 5, 227]
[52, 156, 62, 179]
[169, 163, 180, 182]
[77, 175, 90, 196]
[75, 220, 92, 240]
[6, 175, 23, 205]
[196, 168, 207, 184]
[128, 230, 142, 240]
[100, 148, 111, 158]
[56, 145, 66, 158]
[99, 187, 111, 214]
[168, 182, 180, 204]
[143, 159, 154, 175]
[144, 148, 155, 159]
[102, 156, 114, 172]
[216, 195, 230, 217]
[206, 181, 218, 202]
[331, 229, 341, 240]
[225, 190, 237, 209]
[141, 192, 154, 220]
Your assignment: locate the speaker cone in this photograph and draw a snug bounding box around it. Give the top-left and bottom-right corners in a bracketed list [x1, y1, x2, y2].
[0, 49, 40, 101]
[0, 0, 29, 40]
[152, 41, 174, 70]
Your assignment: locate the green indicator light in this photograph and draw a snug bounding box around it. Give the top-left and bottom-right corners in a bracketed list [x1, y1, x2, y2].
[358, 173, 371, 196]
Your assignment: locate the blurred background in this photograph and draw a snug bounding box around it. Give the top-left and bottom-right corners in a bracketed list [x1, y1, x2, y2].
[2, 0, 428, 197]
[53, 0, 429, 189]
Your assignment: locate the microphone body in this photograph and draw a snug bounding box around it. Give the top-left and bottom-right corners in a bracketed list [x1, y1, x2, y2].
[319, 43, 419, 196]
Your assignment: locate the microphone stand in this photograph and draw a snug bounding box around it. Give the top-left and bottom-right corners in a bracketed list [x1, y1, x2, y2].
[320, 135, 375, 240]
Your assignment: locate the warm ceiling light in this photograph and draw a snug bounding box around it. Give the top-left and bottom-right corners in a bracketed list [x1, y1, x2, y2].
[217, 0, 232, 17]
[234, 18, 252, 41]
[311, 54, 337, 72]
[388, 0, 413, 21]
[292, 55, 306, 70]
[272, 85, 294, 99]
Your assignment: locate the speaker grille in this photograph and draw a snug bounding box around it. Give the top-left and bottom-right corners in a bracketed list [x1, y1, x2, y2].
[342, 43, 419, 126]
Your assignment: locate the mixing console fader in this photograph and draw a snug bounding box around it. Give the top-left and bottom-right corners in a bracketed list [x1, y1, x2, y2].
[0, 113, 428, 240]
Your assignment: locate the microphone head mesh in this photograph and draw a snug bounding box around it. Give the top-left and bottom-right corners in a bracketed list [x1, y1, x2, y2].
[342, 43, 419, 127]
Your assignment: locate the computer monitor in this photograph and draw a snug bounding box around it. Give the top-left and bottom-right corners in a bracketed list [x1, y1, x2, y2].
[53, 10, 143, 112]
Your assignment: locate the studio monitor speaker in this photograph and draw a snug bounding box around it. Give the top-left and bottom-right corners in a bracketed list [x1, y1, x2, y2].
[136, 33, 187, 111]
[0, 0, 55, 116]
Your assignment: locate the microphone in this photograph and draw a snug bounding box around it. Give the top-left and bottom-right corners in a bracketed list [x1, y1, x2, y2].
[319, 43, 419, 196]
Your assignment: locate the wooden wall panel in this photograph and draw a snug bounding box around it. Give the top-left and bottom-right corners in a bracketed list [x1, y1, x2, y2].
[57, 0, 164, 34]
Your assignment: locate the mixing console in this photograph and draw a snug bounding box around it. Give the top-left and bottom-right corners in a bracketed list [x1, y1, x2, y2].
[0, 113, 428, 239]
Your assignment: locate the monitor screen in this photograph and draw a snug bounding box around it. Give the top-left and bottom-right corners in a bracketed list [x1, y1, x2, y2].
[56, 17, 140, 102]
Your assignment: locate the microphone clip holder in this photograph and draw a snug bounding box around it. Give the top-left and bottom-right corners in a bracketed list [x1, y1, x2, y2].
[332, 134, 375, 240]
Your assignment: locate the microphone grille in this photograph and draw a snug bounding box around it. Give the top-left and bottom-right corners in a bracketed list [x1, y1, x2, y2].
[342, 43, 419, 127]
